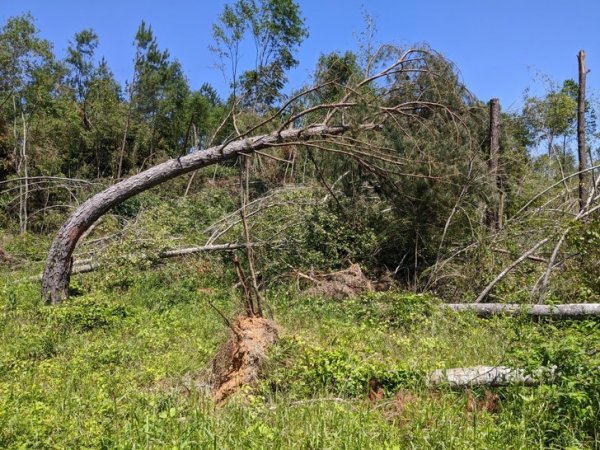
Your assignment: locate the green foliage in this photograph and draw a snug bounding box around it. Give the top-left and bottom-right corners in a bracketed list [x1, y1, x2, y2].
[301, 202, 378, 269]
[564, 218, 600, 299]
[48, 293, 132, 332]
[265, 336, 417, 397]
[314, 51, 360, 103]
[507, 321, 600, 447]
[522, 78, 597, 159]
[212, 0, 308, 109]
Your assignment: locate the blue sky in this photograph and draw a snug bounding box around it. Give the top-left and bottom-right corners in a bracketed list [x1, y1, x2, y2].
[2, 0, 599, 112]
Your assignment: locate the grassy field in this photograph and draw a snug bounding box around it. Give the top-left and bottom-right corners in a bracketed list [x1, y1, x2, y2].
[1, 250, 599, 449]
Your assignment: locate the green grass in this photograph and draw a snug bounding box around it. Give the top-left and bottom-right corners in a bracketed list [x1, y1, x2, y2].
[1, 257, 599, 448]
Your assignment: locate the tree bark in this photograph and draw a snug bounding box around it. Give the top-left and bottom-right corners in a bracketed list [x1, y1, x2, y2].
[446, 303, 600, 319]
[41, 124, 351, 303]
[486, 98, 501, 230]
[577, 50, 588, 211]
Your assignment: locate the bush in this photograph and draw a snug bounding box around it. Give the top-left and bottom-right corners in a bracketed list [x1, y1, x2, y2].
[49, 293, 131, 332]
[264, 336, 418, 397]
[508, 321, 600, 446]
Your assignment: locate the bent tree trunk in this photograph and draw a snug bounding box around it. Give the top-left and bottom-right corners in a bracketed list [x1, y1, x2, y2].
[41, 125, 350, 303]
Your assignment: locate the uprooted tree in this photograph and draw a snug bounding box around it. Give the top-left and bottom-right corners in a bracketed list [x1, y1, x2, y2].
[41, 47, 484, 303]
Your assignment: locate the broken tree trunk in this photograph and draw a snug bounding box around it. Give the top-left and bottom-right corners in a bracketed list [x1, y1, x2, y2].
[446, 303, 600, 319]
[486, 98, 502, 230]
[41, 125, 354, 304]
[577, 50, 588, 211]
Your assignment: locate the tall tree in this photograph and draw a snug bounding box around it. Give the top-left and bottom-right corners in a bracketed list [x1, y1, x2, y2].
[523, 80, 577, 157]
[118, 21, 190, 176]
[212, 0, 308, 111]
[65, 29, 98, 109]
[0, 14, 54, 231]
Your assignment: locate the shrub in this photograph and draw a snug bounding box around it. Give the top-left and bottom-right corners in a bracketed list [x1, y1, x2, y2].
[49, 293, 131, 332]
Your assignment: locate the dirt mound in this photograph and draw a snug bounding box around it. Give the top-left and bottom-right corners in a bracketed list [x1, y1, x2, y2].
[211, 316, 279, 404]
[304, 263, 372, 300]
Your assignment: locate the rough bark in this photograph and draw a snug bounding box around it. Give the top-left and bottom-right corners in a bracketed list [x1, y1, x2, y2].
[446, 303, 600, 319]
[486, 98, 501, 230]
[577, 50, 588, 211]
[41, 124, 351, 303]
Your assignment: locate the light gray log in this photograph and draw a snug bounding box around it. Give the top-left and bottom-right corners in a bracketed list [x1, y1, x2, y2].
[427, 365, 552, 388]
[159, 242, 253, 258]
[446, 303, 600, 319]
[30, 242, 266, 281]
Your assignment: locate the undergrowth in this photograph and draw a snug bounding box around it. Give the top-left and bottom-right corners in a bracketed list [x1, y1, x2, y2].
[1, 261, 599, 448]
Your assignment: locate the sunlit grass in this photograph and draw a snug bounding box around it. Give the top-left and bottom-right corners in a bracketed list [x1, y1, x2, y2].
[1, 259, 598, 448]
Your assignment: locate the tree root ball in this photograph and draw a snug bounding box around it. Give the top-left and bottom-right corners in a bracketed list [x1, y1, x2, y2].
[211, 316, 280, 403]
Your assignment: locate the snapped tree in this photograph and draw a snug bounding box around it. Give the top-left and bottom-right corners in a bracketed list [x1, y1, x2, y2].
[41, 47, 478, 303]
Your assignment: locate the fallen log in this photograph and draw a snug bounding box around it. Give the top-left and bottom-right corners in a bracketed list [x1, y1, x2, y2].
[427, 365, 553, 388]
[445, 303, 600, 319]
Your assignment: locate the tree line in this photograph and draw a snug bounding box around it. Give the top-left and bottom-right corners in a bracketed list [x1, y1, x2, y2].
[2, 2, 599, 306]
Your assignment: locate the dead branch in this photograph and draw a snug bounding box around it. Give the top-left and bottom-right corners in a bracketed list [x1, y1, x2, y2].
[474, 238, 550, 303]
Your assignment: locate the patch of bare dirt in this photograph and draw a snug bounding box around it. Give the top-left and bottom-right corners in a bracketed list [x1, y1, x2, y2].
[210, 316, 280, 404]
[304, 263, 373, 300]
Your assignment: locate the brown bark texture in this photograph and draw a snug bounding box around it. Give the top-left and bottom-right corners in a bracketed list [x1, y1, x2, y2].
[578, 50, 588, 211]
[487, 98, 501, 230]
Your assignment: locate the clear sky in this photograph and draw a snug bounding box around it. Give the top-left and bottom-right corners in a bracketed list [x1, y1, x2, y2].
[2, 0, 599, 112]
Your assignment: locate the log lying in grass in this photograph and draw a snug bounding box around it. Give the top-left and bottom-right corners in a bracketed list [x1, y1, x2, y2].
[29, 242, 267, 281]
[427, 365, 553, 388]
[445, 303, 600, 319]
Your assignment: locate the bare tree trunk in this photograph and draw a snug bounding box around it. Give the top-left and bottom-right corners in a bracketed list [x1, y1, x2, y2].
[117, 104, 132, 180]
[41, 124, 353, 303]
[486, 98, 501, 230]
[20, 114, 28, 233]
[577, 50, 588, 211]
[239, 155, 263, 317]
[14, 100, 29, 234]
[117, 53, 141, 180]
